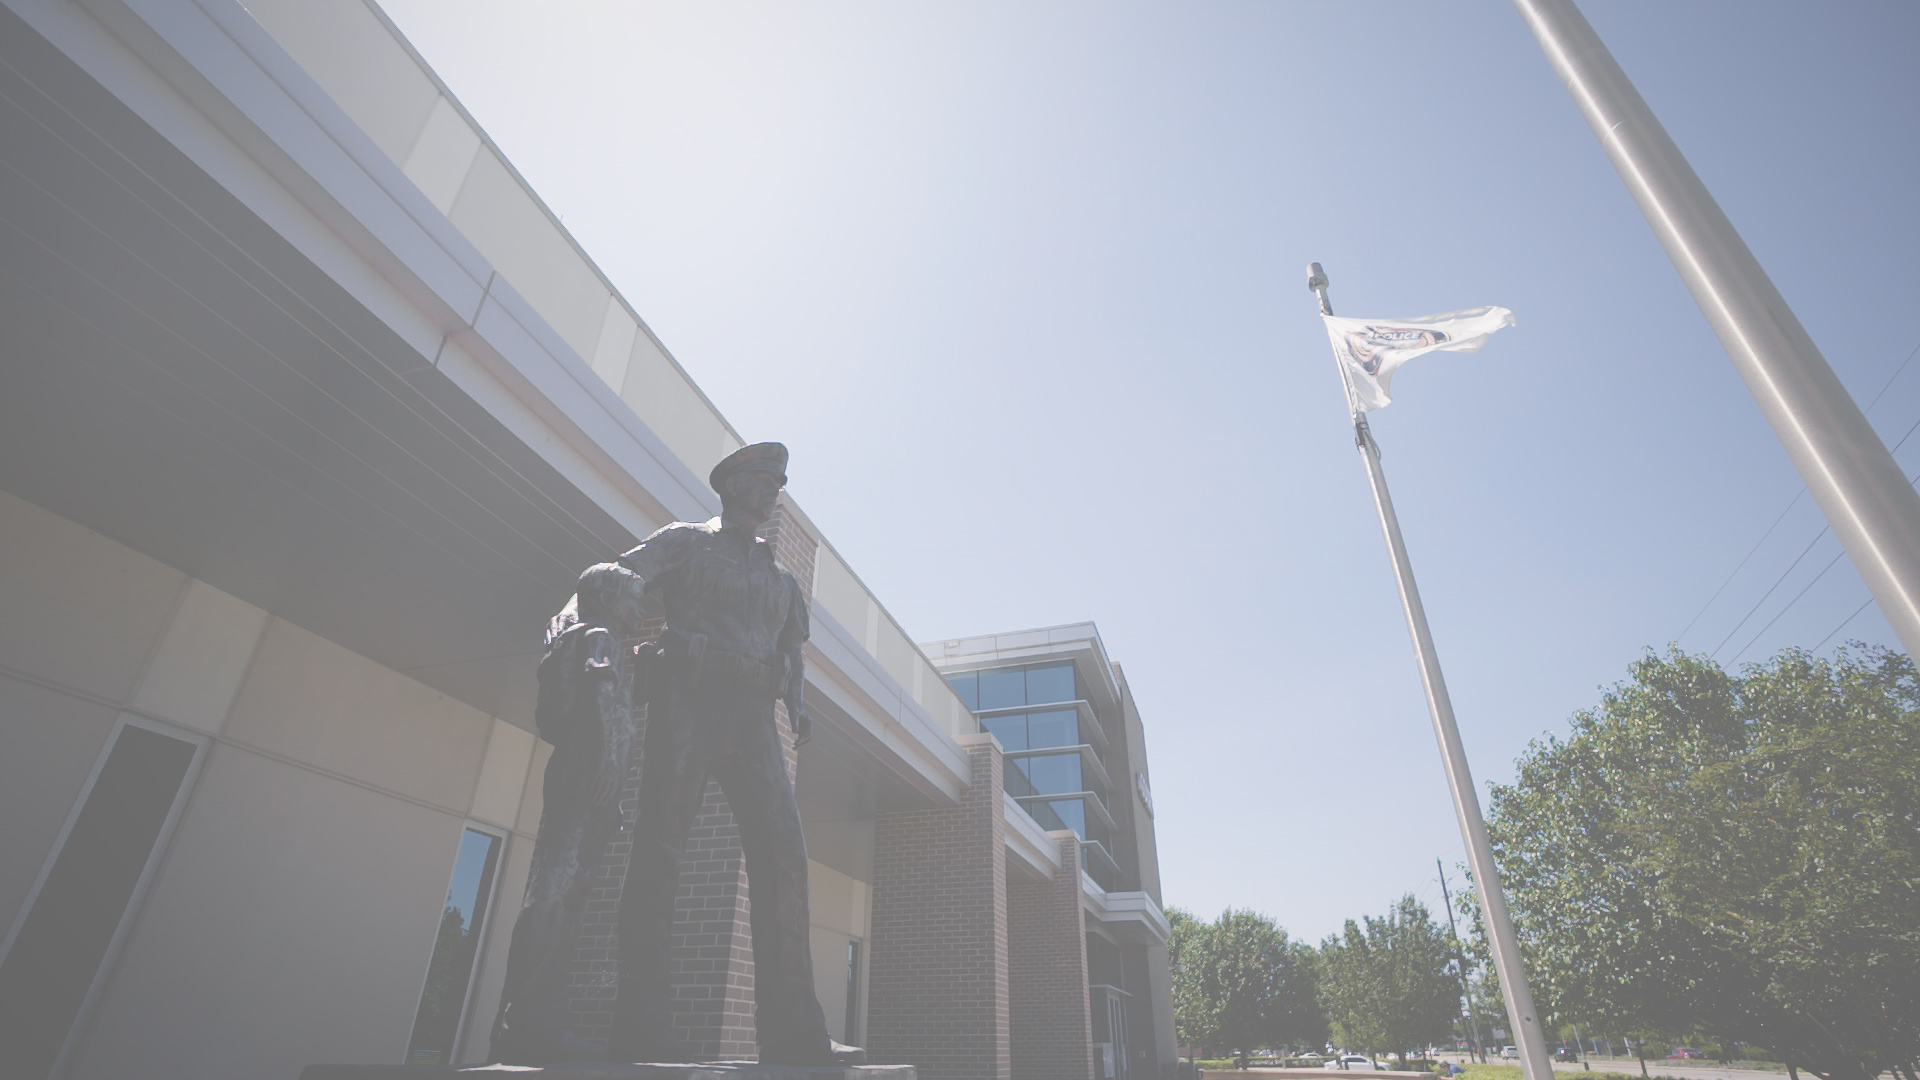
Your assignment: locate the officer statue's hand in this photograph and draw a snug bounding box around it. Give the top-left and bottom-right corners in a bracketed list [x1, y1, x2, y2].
[589, 757, 624, 808]
[791, 703, 813, 748]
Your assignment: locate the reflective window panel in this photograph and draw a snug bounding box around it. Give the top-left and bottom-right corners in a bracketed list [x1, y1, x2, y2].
[943, 672, 978, 711]
[1023, 662, 1076, 705]
[1027, 709, 1079, 749]
[406, 828, 503, 1066]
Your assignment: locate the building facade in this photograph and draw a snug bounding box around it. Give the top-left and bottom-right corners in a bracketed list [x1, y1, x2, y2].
[0, 1, 1172, 1078]
[925, 627, 1177, 1080]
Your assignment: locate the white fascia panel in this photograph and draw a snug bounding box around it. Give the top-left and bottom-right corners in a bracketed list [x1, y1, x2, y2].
[1002, 792, 1062, 881]
[458, 276, 713, 528]
[28, 0, 717, 539]
[1081, 884, 1172, 946]
[54, 0, 490, 356]
[805, 605, 968, 805]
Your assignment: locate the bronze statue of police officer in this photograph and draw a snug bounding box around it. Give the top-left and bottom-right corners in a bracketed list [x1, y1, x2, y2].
[553, 442, 862, 1067]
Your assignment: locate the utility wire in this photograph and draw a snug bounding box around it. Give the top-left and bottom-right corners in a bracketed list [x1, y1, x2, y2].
[1863, 341, 1920, 414]
[1676, 492, 1804, 642]
[1729, 548, 1848, 664]
[1685, 340, 1920, 652]
[1813, 597, 1876, 652]
[1723, 461, 1920, 664]
[1710, 527, 1830, 659]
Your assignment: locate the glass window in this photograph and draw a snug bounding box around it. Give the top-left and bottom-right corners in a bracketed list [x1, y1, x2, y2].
[1027, 709, 1079, 749]
[981, 714, 1027, 752]
[1004, 758, 1038, 797]
[1024, 752, 1083, 795]
[1024, 799, 1073, 833]
[1024, 662, 1076, 705]
[843, 940, 863, 1045]
[0, 724, 197, 1080]
[1042, 797, 1088, 840]
[406, 829, 503, 1065]
[943, 672, 977, 710]
[977, 668, 1026, 710]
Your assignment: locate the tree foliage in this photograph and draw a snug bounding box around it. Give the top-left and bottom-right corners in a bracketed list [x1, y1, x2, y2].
[1170, 907, 1324, 1055]
[1486, 646, 1920, 1080]
[1318, 894, 1460, 1063]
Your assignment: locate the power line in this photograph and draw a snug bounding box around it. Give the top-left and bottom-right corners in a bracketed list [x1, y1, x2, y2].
[1729, 548, 1848, 664]
[1813, 597, 1876, 653]
[1720, 461, 1920, 664]
[1676, 491, 1803, 643]
[1685, 340, 1920, 654]
[1710, 526, 1830, 659]
[1863, 341, 1920, 414]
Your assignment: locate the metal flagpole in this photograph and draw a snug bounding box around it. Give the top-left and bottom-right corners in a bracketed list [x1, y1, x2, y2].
[1309, 262, 1555, 1080]
[1511, 0, 1920, 661]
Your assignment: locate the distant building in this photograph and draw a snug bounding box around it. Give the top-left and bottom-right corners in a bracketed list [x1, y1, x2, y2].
[925, 626, 1177, 1080]
[0, 2, 1171, 1079]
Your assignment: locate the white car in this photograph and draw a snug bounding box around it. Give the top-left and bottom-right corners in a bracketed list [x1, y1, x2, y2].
[1501, 1046, 1520, 1060]
[1326, 1055, 1384, 1071]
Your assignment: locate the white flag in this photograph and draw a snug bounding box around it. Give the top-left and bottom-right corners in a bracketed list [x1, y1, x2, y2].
[1322, 306, 1515, 411]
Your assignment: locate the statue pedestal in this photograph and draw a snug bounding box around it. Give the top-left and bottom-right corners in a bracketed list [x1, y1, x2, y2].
[299, 1065, 912, 1080]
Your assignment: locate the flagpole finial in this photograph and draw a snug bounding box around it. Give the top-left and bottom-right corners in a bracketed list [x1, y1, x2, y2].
[1306, 262, 1332, 316]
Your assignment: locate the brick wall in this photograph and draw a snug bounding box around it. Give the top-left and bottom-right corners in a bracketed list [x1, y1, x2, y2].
[867, 736, 1011, 1079]
[1008, 833, 1096, 1080]
[761, 498, 819, 598]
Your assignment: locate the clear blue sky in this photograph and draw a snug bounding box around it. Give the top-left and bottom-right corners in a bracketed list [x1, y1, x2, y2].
[375, 0, 1920, 942]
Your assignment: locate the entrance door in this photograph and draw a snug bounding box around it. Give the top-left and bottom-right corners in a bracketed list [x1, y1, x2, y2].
[1107, 991, 1130, 1080]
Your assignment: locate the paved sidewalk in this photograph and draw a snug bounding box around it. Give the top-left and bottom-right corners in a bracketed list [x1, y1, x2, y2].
[1436, 1054, 1791, 1080]
[1549, 1062, 1788, 1080]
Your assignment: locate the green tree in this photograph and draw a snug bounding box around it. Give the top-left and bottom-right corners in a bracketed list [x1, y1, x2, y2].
[1170, 907, 1325, 1056]
[1169, 906, 1220, 1054]
[1319, 895, 1460, 1065]
[1485, 646, 1920, 1080]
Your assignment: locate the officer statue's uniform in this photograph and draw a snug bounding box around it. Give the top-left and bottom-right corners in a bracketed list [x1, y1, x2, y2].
[604, 442, 859, 1066]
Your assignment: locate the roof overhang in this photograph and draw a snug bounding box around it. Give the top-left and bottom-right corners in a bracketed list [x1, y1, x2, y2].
[1082, 880, 1172, 946]
[0, 0, 964, 812]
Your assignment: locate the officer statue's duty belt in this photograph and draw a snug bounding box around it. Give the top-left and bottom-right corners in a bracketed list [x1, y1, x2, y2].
[662, 629, 786, 695]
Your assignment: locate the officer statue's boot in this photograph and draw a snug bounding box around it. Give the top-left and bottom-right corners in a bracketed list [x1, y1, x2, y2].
[759, 1036, 868, 1067]
[494, 1028, 612, 1066]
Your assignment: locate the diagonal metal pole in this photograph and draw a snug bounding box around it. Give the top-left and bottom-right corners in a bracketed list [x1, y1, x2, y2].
[1438, 858, 1487, 1065]
[1309, 262, 1555, 1080]
[1512, 0, 1920, 661]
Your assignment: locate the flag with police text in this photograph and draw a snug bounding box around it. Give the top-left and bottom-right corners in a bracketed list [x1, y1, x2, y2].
[1323, 306, 1515, 411]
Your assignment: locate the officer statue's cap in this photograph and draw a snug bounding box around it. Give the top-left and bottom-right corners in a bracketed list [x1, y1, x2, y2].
[709, 441, 789, 494]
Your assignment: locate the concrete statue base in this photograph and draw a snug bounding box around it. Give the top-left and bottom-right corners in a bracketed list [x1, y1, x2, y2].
[299, 1064, 912, 1080]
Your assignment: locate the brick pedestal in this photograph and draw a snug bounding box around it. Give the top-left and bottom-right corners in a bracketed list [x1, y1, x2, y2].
[866, 736, 1010, 1080]
[1008, 833, 1094, 1080]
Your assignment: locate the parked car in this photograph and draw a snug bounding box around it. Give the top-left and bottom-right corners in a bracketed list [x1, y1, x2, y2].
[1501, 1046, 1520, 1060]
[1326, 1055, 1384, 1071]
[1668, 1049, 1707, 1060]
